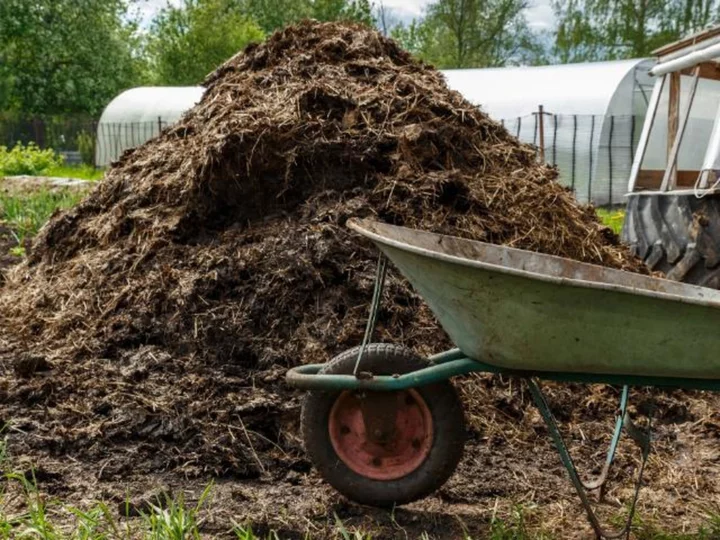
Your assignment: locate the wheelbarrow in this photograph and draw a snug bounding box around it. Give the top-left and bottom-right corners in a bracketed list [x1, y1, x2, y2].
[286, 218, 720, 539]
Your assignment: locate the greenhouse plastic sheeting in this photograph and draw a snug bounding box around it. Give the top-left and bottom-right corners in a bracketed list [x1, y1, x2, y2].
[95, 87, 204, 166]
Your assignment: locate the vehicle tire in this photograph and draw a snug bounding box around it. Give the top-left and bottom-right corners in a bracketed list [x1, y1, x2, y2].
[622, 192, 720, 288]
[300, 343, 465, 507]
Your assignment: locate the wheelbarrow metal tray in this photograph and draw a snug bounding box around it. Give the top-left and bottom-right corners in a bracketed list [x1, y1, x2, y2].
[348, 218, 720, 380]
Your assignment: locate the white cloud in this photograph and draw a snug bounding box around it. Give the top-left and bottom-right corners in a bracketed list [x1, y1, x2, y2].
[525, 0, 555, 31]
[132, 0, 182, 26]
[377, 0, 431, 16]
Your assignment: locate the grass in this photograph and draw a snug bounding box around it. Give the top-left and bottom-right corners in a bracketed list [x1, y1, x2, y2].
[43, 164, 104, 181]
[597, 208, 625, 235]
[0, 477, 211, 539]
[0, 189, 86, 250]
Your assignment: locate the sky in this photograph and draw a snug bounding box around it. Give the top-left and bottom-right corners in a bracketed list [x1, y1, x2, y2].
[378, 0, 555, 31]
[134, 0, 557, 32]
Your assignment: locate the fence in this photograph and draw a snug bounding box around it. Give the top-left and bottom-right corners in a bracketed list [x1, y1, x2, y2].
[0, 114, 98, 165]
[95, 119, 169, 168]
[0, 115, 174, 169]
[500, 112, 643, 207]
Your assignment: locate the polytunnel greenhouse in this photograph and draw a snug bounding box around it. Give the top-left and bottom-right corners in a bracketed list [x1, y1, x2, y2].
[442, 59, 656, 205]
[95, 86, 204, 167]
[97, 58, 715, 206]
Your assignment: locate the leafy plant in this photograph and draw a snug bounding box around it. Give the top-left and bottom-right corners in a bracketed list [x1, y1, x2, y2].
[0, 142, 64, 176]
[139, 483, 213, 540]
[597, 208, 625, 235]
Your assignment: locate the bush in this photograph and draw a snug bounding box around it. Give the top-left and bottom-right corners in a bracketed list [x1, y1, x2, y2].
[76, 131, 95, 166]
[0, 142, 64, 176]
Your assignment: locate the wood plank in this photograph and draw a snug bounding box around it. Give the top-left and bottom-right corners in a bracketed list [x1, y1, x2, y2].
[667, 71, 681, 188]
[681, 61, 720, 80]
[635, 170, 700, 190]
[661, 67, 699, 191]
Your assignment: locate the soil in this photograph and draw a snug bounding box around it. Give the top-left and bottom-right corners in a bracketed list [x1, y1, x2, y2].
[2, 368, 720, 538]
[1, 21, 715, 538]
[0, 175, 92, 195]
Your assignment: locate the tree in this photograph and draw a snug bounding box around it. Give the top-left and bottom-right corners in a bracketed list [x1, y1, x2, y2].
[310, 0, 374, 25]
[147, 0, 265, 86]
[146, 0, 373, 86]
[392, 0, 544, 68]
[0, 0, 145, 116]
[553, 0, 720, 63]
[241, 0, 309, 32]
[242, 0, 374, 33]
[375, 2, 401, 36]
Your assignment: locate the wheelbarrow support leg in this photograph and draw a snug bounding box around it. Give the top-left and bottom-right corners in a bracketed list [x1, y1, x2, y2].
[527, 379, 651, 540]
[581, 385, 629, 496]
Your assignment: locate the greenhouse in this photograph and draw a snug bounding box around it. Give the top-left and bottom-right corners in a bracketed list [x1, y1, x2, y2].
[95, 86, 205, 167]
[442, 59, 656, 205]
[97, 58, 719, 206]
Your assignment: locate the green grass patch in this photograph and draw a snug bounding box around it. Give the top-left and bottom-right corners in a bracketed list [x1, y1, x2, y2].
[43, 164, 104, 181]
[597, 208, 626, 235]
[1, 473, 214, 539]
[0, 189, 86, 250]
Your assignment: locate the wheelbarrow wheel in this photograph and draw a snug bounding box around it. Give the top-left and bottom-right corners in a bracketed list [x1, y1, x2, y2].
[301, 343, 465, 507]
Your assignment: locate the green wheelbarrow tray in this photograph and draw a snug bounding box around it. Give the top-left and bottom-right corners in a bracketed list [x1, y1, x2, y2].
[286, 218, 720, 539]
[289, 217, 720, 390]
[348, 217, 720, 381]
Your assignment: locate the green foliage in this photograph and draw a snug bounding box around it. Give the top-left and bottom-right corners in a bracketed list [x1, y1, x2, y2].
[242, 0, 374, 33]
[145, 0, 376, 85]
[309, 0, 374, 25]
[138, 484, 213, 540]
[0, 471, 220, 540]
[0, 189, 86, 247]
[597, 208, 625, 235]
[334, 513, 372, 539]
[9, 246, 25, 258]
[0, 0, 146, 116]
[242, 0, 310, 32]
[552, 0, 720, 62]
[487, 505, 554, 540]
[0, 143, 64, 177]
[392, 0, 544, 68]
[43, 165, 104, 181]
[233, 523, 280, 539]
[147, 0, 266, 86]
[76, 131, 96, 167]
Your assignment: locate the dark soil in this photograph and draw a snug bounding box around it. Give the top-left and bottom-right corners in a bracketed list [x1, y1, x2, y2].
[2, 21, 708, 538]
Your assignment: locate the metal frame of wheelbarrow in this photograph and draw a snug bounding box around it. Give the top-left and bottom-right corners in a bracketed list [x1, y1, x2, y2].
[286, 254, 720, 539]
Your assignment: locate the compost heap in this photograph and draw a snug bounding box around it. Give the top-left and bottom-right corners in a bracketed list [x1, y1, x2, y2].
[0, 21, 647, 480]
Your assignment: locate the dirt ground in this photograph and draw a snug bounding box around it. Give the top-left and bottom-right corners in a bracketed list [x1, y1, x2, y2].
[3, 331, 720, 539]
[0, 175, 92, 195]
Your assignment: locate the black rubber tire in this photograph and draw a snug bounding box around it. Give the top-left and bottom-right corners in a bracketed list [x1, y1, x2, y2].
[622, 193, 720, 288]
[300, 343, 465, 507]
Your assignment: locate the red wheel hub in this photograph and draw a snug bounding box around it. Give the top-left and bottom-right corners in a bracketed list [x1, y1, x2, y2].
[328, 389, 433, 480]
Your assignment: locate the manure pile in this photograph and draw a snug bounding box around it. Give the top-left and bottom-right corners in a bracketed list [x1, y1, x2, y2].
[0, 21, 645, 479]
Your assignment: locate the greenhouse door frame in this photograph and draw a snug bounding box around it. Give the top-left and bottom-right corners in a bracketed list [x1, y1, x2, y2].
[628, 61, 720, 194]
